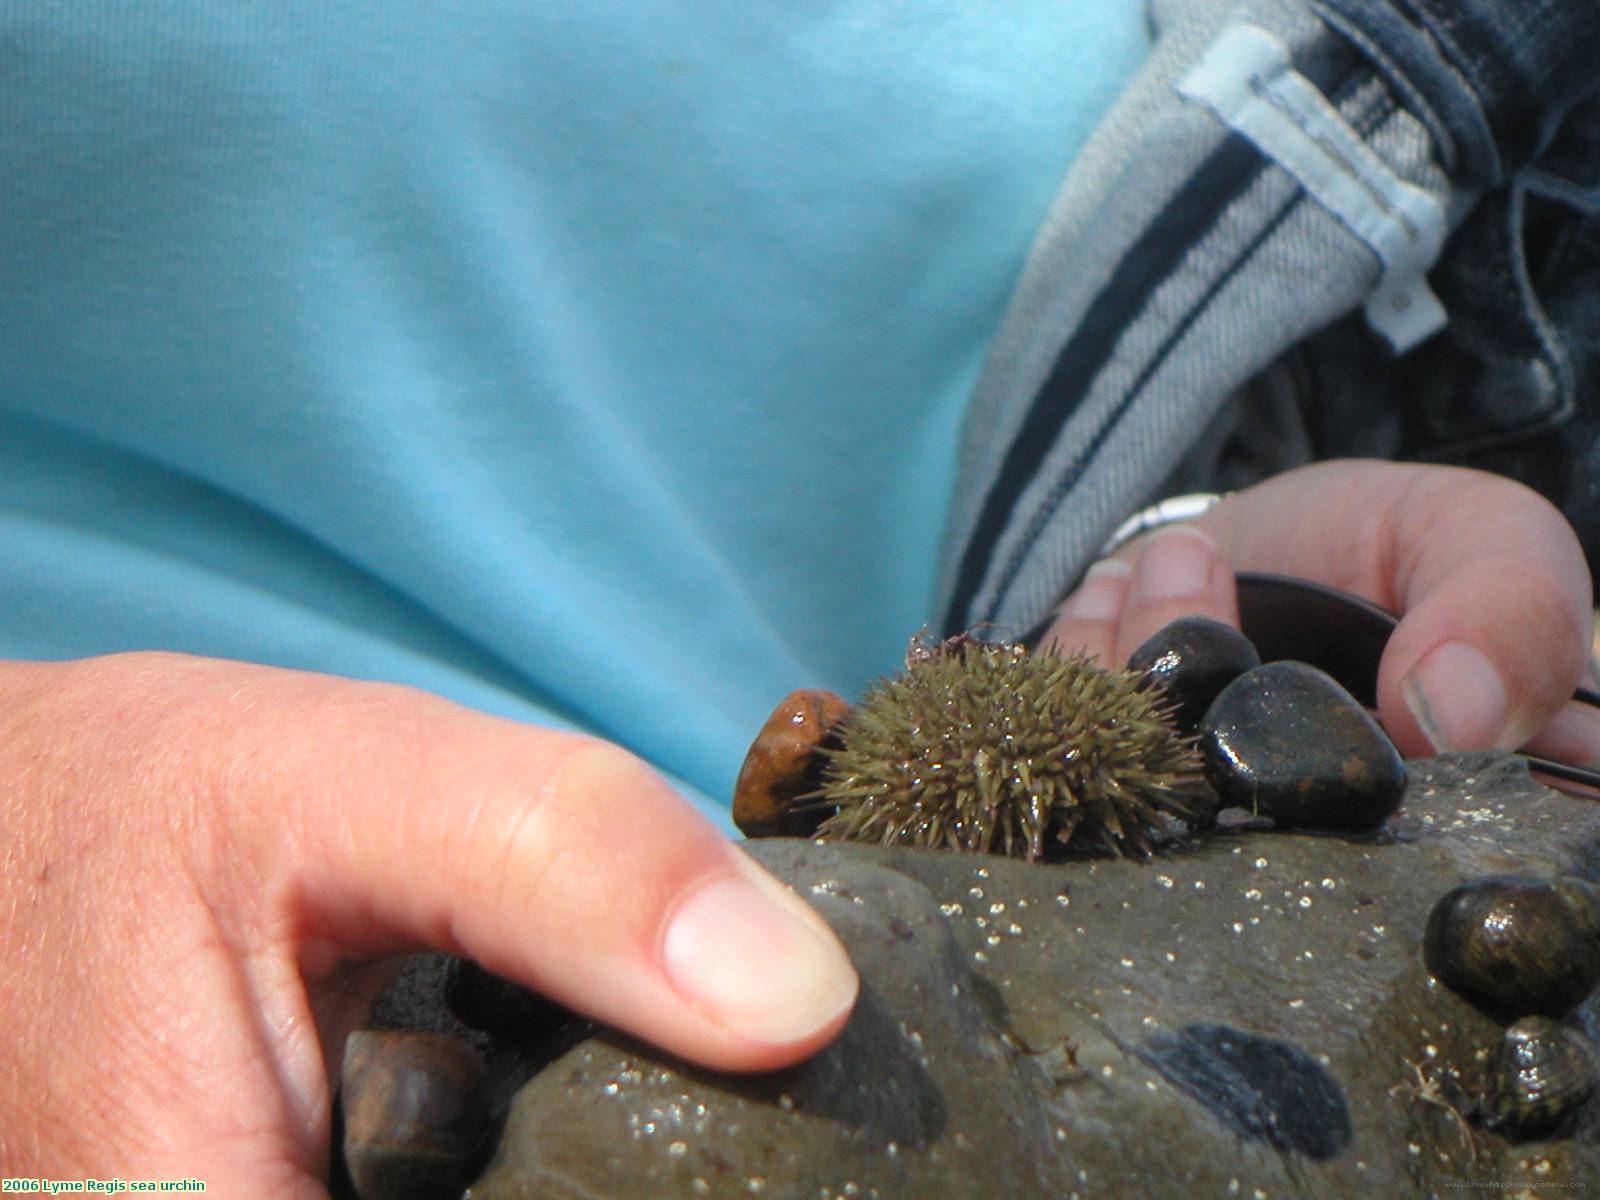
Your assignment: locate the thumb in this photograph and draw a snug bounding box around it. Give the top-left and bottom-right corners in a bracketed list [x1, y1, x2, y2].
[1368, 474, 1591, 757]
[1189, 461, 1592, 757]
[230, 673, 859, 1075]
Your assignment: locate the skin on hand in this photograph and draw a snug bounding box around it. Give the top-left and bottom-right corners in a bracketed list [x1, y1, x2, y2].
[1041, 459, 1597, 763]
[0, 653, 857, 1196]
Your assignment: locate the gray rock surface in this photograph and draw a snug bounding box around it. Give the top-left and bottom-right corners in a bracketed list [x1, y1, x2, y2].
[466, 753, 1600, 1199]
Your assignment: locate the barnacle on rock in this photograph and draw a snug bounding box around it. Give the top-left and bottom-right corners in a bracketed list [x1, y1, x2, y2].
[812, 636, 1203, 859]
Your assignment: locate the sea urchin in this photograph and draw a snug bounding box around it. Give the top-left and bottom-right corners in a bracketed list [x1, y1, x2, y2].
[813, 635, 1203, 860]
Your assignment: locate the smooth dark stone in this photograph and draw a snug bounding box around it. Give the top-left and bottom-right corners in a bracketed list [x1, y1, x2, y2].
[1423, 875, 1600, 1018]
[1128, 616, 1261, 732]
[1200, 661, 1405, 829]
[1235, 573, 1394, 707]
[444, 957, 571, 1044]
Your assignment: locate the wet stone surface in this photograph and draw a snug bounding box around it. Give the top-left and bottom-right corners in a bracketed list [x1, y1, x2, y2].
[444, 958, 572, 1045]
[454, 753, 1600, 1199]
[1201, 660, 1405, 830]
[1127, 1022, 1352, 1159]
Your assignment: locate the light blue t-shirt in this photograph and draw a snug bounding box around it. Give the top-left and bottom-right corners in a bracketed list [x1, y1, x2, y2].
[0, 3, 1146, 828]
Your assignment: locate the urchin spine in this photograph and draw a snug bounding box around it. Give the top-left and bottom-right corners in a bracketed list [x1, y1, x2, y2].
[814, 642, 1200, 859]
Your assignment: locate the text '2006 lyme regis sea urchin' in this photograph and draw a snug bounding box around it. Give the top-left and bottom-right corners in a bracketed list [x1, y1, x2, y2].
[807, 630, 1205, 861]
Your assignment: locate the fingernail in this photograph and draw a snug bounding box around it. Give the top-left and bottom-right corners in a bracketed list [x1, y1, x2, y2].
[1133, 526, 1217, 601]
[662, 866, 857, 1044]
[1400, 640, 1509, 752]
[1057, 559, 1132, 621]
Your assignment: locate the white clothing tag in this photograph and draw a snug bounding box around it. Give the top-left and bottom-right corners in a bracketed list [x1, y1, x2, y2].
[1178, 22, 1448, 352]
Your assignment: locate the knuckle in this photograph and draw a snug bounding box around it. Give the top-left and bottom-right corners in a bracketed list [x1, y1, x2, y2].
[449, 736, 664, 927]
[541, 735, 653, 795]
[444, 733, 654, 869]
[1517, 568, 1591, 663]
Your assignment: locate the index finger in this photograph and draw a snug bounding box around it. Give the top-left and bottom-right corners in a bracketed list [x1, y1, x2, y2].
[203, 669, 859, 1073]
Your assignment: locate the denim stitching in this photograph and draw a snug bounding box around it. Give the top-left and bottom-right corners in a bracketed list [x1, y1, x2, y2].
[980, 94, 1397, 622]
[980, 190, 1305, 624]
[1309, 1, 1457, 171]
[1393, 0, 1506, 175]
[1500, 183, 1573, 419]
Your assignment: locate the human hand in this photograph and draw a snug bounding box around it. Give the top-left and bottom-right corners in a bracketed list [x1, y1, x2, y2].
[1039, 460, 1596, 763]
[0, 653, 856, 1193]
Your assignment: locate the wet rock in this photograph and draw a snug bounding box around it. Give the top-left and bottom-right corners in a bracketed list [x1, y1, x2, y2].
[340, 1031, 491, 1200]
[1127, 1023, 1351, 1159]
[476, 857, 1063, 1197]
[1200, 660, 1405, 829]
[1482, 1017, 1599, 1142]
[733, 688, 850, 837]
[444, 958, 571, 1045]
[1128, 616, 1261, 733]
[460, 754, 1600, 1198]
[1424, 875, 1600, 1018]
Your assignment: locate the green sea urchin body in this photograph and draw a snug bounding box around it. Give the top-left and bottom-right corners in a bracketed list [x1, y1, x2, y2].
[815, 641, 1202, 859]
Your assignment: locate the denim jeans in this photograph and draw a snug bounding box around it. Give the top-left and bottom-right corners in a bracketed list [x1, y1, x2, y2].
[1302, 0, 1600, 568]
[938, 0, 1600, 633]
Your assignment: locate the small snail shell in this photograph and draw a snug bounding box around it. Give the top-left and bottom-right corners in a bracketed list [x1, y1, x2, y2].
[1481, 1017, 1598, 1142]
[733, 688, 850, 838]
[1423, 875, 1600, 1017]
[340, 1030, 492, 1200]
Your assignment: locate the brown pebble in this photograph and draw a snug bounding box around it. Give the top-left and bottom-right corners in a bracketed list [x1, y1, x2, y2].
[733, 688, 850, 837]
[341, 1030, 491, 1200]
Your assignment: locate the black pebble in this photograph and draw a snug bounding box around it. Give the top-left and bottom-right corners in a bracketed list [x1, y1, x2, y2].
[1200, 660, 1405, 829]
[1128, 616, 1260, 733]
[444, 957, 571, 1044]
